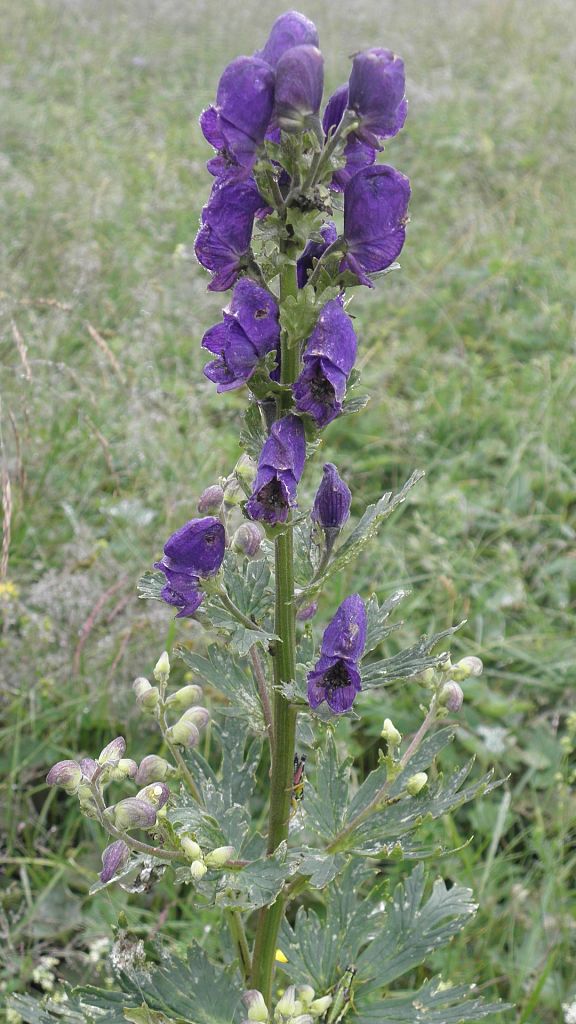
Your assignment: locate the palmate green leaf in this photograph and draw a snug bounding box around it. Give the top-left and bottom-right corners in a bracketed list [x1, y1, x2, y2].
[300, 470, 424, 600]
[124, 1005, 184, 1024]
[137, 569, 166, 601]
[239, 399, 267, 460]
[364, 590, 409, 654]
[292, 848, 345, 889]
[305, 734, 351, 841]
[216, 847, 293, 910]
[174, 644, 263, 723]
[223, 555, 273, 620]
[201, 603, 278, 657]
[354, 977, 508, 1023]
[361, 623, 465, 688]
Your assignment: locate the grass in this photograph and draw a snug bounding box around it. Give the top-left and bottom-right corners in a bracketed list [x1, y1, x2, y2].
[1, 0, 575, 1019]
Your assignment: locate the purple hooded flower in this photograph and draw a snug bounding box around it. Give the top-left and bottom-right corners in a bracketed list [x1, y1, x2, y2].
[296, 221, 337, 288]
[194, 178, 267, 291]
[154, 517, 225, 618]
[200, 56, 275, 170]
[348, 48, 407, 146]
[293, 298, 357, 426]
[341, 165, 411, 286]
[246, 414, 305, 524]
[273, 45, 324, 132]
[307, 594, 367, 713]
[256, 10, 319, 67]
[322, 84, 376, 191]
[312, 463, 351, 530]
[100, 840, 130, 884]
[202, 278, 280, 391]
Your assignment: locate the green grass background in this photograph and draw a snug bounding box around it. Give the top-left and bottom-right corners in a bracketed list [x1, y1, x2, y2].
[1, 0, 575, 1020]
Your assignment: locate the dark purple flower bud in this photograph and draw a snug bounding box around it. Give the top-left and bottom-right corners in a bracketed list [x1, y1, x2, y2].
[98, 736, 126, 766]
[194, 178, 267, 291]
[198, 485, 224, 513]
[348, 48, 407, 146]
[46, 759, 82, 793]
[201, 57, 275, 169]
[157, 517, 226, 578]
[232, 522, 263, 556]
[110, 797, 157, 830]
[273, 45, 324, 132]
[307, 594, 367, 713]
[256, 10, 319, 68]
[79, 757, 99, 781]
[296, 222, 337, 288]
[297, 600, 318, 622]
[312, 463, 351, 530]
[341, 165, 411, 286]
[100, 839, 130, 884]
[439, 680, 464, 712]
[246, 415, 306, 524]
[322, 85, 376, 191]
[202, 278, 280, 391]
[135, 755, 175, 786]
[293, 298, 357, 426]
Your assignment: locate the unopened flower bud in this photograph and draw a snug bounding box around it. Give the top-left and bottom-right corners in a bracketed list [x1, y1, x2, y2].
[181, 706, 210, 730]
[133, 676, 152, 699]
[190, 859, 208, 881]
[135, 755, 175, 786]
[198, 484, 225, 514]
[452, 656, 483, 681]
[274, 45, 324, 132]
[243, 989, 269, 1022]
[166, 719, 200, 748]
[110, 797, 157, 830]
[439, 680, 464, 712]
[297, 601, 317, 623]
[46, 760, 82, 794]
[406, 772, 428, 796]
[165, 684, 204, 711]
[421, 667, 435, 685]
[136, 782, 170, 810]
[107, 758, 138, 781]
[276, 986, 297, 1018]
[234, 454, 257, 489]
[100, 839, 130, 883]
[153, 651, 171, 682]
[77, 781, 99, 818]
[204, 845, 234, 868]
[181, 837, 203, 861]
[309, 996, 332, 1016]
[79, 757, 98, 781]
[381, 718, 401, 747]
[312, 463, 351, 532]
[297, 986, 315, 1006]
[98, 736, 126, 766]
[232, 522, 263, 557]
[140, 688, 161, 712]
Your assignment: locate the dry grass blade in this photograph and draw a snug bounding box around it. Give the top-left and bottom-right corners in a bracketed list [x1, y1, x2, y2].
[1, 465, 12, 582]
[11, 320, 32, 382]
[85, 321, 126, 383]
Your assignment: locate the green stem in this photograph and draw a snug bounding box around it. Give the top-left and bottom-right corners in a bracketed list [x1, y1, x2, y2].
[225, 909, 252, 982]
[251, 262, 300, 1002]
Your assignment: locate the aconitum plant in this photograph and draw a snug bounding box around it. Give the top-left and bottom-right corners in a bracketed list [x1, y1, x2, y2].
[18, 12, 508, 1024]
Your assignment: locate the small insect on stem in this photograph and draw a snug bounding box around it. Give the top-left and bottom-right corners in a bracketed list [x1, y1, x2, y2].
[326, 966, 357, 1024]
[290, 754, 307, 817]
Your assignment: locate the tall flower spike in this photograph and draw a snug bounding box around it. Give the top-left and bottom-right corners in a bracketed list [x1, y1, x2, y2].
[347, 48, 407, 147]
[200, 56, 275, 170]
[307, 594, 367, 713]
[246, 415, 306, 524]
[341, 164, 411, 287]
[195, 178, 267, 291]
[202, 278, 280, 392]
[255, 10, 319, 67]
[273, 45, 324, 132]
[293, 298, 357, 426]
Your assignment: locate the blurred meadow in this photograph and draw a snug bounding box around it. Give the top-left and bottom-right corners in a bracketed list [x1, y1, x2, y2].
[1, 0, 575, 1019]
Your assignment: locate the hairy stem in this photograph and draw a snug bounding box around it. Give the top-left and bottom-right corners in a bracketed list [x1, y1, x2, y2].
[225, 909, 252, 982]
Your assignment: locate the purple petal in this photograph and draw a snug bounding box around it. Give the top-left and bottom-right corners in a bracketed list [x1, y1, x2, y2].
[293, 358, 347, 426]
[348, 48, 407, 141]
[216, 57, 275, 164]
[159, 517, 225, 577]
[342, 165, 410, 282]
[273, 45, 324, 130]
[256, 11, 319, 68]
[228, 278, 280, 355]
[296, 222, 338, 288]
[100, 840, 130, 883]
[322, 594, 367, 662]
[312, 463, 352, 529]
[302, 298, 357, 375]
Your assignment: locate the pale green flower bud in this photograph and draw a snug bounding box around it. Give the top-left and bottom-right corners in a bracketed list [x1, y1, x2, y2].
[421, 667, 435, 684]
[234, 454, 256, 489]
[133, 676, 152, 700]
[232, 523, 263, 557]
[181, 837, 203, 861]
[198, 484, 225, 514]
[381, 718, 402, 747]
[204, 845, 234, 868]
[153, 651, 171, 683]
[181, 706, 210, 730]
[166, 719, 200, 748]
[165, 684, 204, 711]
[452, 656, 483, 681]
[297, 987, 315, 1007]
[98, 736, 126, 765]
[135, 755, 176, 786]
[243, 990, 269, 1022]
[309, 996, 332, 1016]
[190, 859, 208, 881]
[406, 772, 428, 796]
[439, 680, 464, 712]
[136, 782, 170, 810]
[276, 986, 297, 1018]
[108, 758, 138, 781]
[133, 677, 160, 712]
[110, 797, 157, 830]
[46, 760, 82, 794]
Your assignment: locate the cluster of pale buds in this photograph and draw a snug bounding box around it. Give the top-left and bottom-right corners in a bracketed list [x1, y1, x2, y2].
[243, 985, 332, 1024]
[180, 836, 235, 881]
[133, 651, 211, 749]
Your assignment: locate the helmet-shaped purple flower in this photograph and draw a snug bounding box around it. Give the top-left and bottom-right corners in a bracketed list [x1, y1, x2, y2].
[341, 165, 411, 287]
[293, 298, 357, 426]
[312, 463, 351, 531]
[307, 594, 367, 713]
[246, 415, 305, 524]
[296, 221, 337, 288]
[256, 10, 319, 67]
[200, 56, 275, 170]
[273, 45, 324, 132]
[348, 48, 407, 147]
[154, 517, 225, 619]
[322, 84, 376, 191]
[202, 278, 280, 391]
[195, 178, 267, 291]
